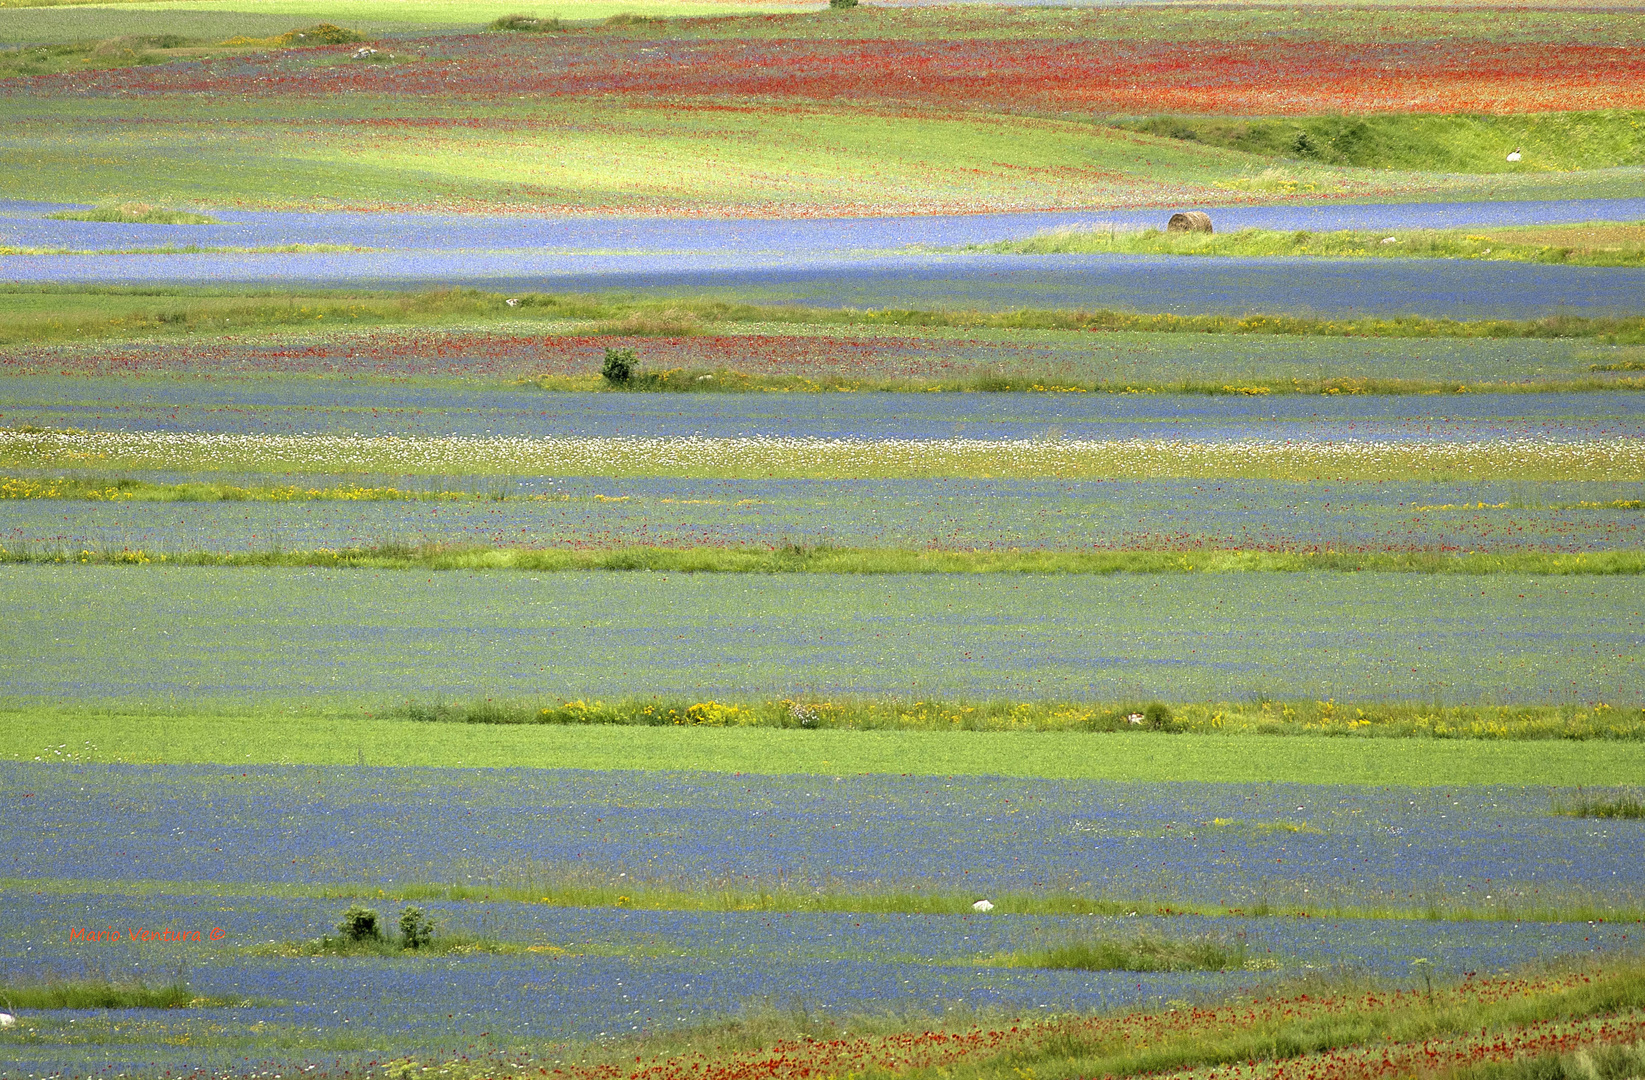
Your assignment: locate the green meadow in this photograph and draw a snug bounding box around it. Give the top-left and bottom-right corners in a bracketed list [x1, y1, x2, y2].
[9, 710, 1645, 784]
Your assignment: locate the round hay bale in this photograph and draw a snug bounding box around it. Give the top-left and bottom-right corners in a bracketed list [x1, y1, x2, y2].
[1167, 211, 1214, 234]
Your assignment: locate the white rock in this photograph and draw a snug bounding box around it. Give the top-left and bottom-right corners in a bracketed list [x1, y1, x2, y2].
[972, 899, 994, 912]
[0, 1012, 15, 1027]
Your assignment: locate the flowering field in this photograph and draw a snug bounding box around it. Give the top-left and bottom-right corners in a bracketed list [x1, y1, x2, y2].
[6, 3, 1645, 1078]
[5, 429, 1639, 481]
[2, 565, 1640, 703]
[7, 477, 1645, 555]
[5, 6, 1645, 213]
[2, 762, 1643, 1076]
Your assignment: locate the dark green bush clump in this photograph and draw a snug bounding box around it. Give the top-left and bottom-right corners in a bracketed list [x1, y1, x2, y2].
[312, 905, 439, 954]
[601, 346, 635, 385]
[399, 906, 433, 949]
[336, 903, 381, 942]
[830, 0, 859, 8]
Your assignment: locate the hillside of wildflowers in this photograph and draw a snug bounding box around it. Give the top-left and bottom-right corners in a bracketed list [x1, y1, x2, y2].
[3, 2, 1645, 1078]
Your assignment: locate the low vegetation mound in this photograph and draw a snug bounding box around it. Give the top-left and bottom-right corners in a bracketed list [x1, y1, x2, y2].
[489, 14, 564, 32]
[46, 202, 217, 225]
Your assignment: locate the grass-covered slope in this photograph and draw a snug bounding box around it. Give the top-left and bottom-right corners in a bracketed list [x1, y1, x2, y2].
[3, 6, 1644, 212]
[1122, 112, 1645, 174]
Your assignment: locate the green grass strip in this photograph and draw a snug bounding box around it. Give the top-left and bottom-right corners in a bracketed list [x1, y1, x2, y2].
[969, 223, 1645, 268]
[7, 285, 1645, 347]
[7, 876, 1641, 925]
[9, 712, 1645, 783]
[3, 542, 1641, 576]
[383, 696, 1645, 741]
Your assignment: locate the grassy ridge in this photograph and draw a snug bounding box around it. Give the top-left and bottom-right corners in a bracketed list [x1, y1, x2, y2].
[5, 542, 1644, 577]
[386, 696, 1645, 741]
[6, 287, 1645, 350]
[976, 222, 1645, 267]
[9, 712, 1645, 783]
[9, 873, 1642, 925]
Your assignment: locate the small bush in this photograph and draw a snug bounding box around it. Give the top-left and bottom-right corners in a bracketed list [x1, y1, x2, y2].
[602, 347, 635, 385]
[336, 904, 381, 942]
[1144, 701, 1175, 731]
[399, 906, 434, 949]
[489, 14, 563, 32]
[604, 12, 661, 25]
[829, 0, 859, 8]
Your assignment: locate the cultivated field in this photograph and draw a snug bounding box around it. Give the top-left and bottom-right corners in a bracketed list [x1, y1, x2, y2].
[1, 1, 1643, 1079]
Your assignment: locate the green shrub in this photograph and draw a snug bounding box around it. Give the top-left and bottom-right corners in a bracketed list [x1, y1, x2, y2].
[1145, 701, 1175, 731]
[602, 346, 635, 385]
[336, 904, 381, 942]
[398, 906, 434, 949]
[829, 0, 859, 8]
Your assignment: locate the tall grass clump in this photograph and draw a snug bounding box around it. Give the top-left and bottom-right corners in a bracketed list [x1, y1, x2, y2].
[1555, 788, 1645, 819]
[999, 931, 1256, 972]
[0, 976, 192, 1009]
[1458, 1042, 1645, 1080]
[47, 202, 217, 225]
[488, 14, 563, 32]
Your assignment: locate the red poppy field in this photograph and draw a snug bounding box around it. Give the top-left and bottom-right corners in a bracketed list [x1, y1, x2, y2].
[4, 3, 1644, 212]
[51, 32, 1645, 117]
